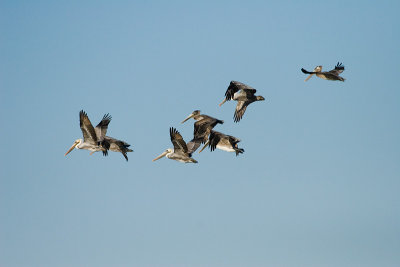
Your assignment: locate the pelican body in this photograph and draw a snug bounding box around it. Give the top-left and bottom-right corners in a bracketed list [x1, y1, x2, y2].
[199, 130, 244, 156]
[153, 127, 198, 163]
[65, 139, 102, 154]
[95, 136, 133, 161]
[181, 110, 224, 153]
[301, 62, 345, 82]
[65, 110, 133, 161]
[219, 81, 265, 122]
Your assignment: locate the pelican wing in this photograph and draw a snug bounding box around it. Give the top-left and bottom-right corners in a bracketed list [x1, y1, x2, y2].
[120, 150, 129, 161]
[193, 120, 212, 140]
[104, 136, 132, 161]
[186, 138, 203, 154]
[170, 127, 188, 154]
[113, 140, 129, 161]
[191, 116, 223, 148]
[209, 131, 222, 152]
[186, 121, 211, 153]
[228, 135, 240, 146]
[79, 110, 97, 144]
[301, 68, 315, 82]
[243, 88, 257, 98]
[225, 81, 255, 101]
[101, 139, 110, 156]
[95, 113, 112, 143]
[301, 68, 314, 74]
[328, 62, 345, 75]
[302, 66, 322, 81]
[232, 136, 241, 144]
[234, 101, 249, 122]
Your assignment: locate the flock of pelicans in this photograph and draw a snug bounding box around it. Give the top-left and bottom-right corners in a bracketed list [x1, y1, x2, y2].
[65, 63, 346, 163]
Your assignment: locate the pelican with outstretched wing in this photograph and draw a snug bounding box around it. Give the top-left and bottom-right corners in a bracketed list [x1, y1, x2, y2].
[101, 137, 133, 161]
[199, 130, 244, 156]
[65, 110, 133, 161]
[219, 81, 265, 122]
[301, 62, 345, 82]
[153, 127, 198, 163]
[181, 110, 224, 153]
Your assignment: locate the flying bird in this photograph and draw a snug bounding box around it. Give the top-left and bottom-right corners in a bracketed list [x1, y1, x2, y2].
[199, 130, 244, 156]
[153, 127, 198, 163]
[301, 62, 345, 82]
[219, 81, 265, 122]
[100, 137, 133, 161]
[181, 110, 224, 153]
[65, 110, 133, 161]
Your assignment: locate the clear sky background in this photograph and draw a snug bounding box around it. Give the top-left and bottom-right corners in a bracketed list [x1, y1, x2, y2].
[1, 1, 399, 266]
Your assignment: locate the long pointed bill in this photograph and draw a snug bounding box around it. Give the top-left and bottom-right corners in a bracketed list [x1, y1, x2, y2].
[219, 98, 227, 106]
[64, 143, 78, 156]
[199, 140, 210, 153]
[304, 74, 314, 82]
[152, 151, 168, 162]
[181, 113, 195, 124]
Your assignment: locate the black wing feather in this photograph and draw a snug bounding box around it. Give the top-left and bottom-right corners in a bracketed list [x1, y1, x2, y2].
[225, 81, 255, 101]
[209, 131, 221, 152]
[233, 101, 249, 123]
[169, 127, 188, 153]
[301, 68, 313, 74]
[95, 113, 112, 140]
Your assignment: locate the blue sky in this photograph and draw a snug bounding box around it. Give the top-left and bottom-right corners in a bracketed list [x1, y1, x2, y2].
[1, 1, 399, 266]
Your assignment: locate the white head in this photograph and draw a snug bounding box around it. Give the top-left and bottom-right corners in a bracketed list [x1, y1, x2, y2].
[152, 148, 173, 161]
[64, 139, 83, 156]
[314, 66, 322, 72]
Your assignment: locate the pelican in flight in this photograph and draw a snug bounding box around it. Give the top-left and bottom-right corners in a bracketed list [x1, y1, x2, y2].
[199, 130, 244, 156]
[301, 62, 345, 81]
[65, 110, 133, 161]
[153, 127, 198, 163]
[100, 137, 133, 161]
[219, 81, 265, 122]
[181, 110, 224, 153]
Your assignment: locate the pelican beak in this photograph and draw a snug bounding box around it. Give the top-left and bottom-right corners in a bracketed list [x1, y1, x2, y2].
[152, 151, 168, 162]
[199, 140, 210, 153]
[304, 74, 314, 82]
[64, 142, 78, 156]
[181, 113, 195, 124]
[219, 98, 227, 106]
[305, 66, 321, 82]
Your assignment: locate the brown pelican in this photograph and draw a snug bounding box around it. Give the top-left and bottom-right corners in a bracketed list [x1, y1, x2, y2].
[199, 130, 244, 156]
[153, 127, 198, 163]
[219, 81, 265, 122]
[301, 62, 345, 81]
[100, 137, 133, 161]
[181, 110, 224, 153]
[65, 110, 133, 161]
